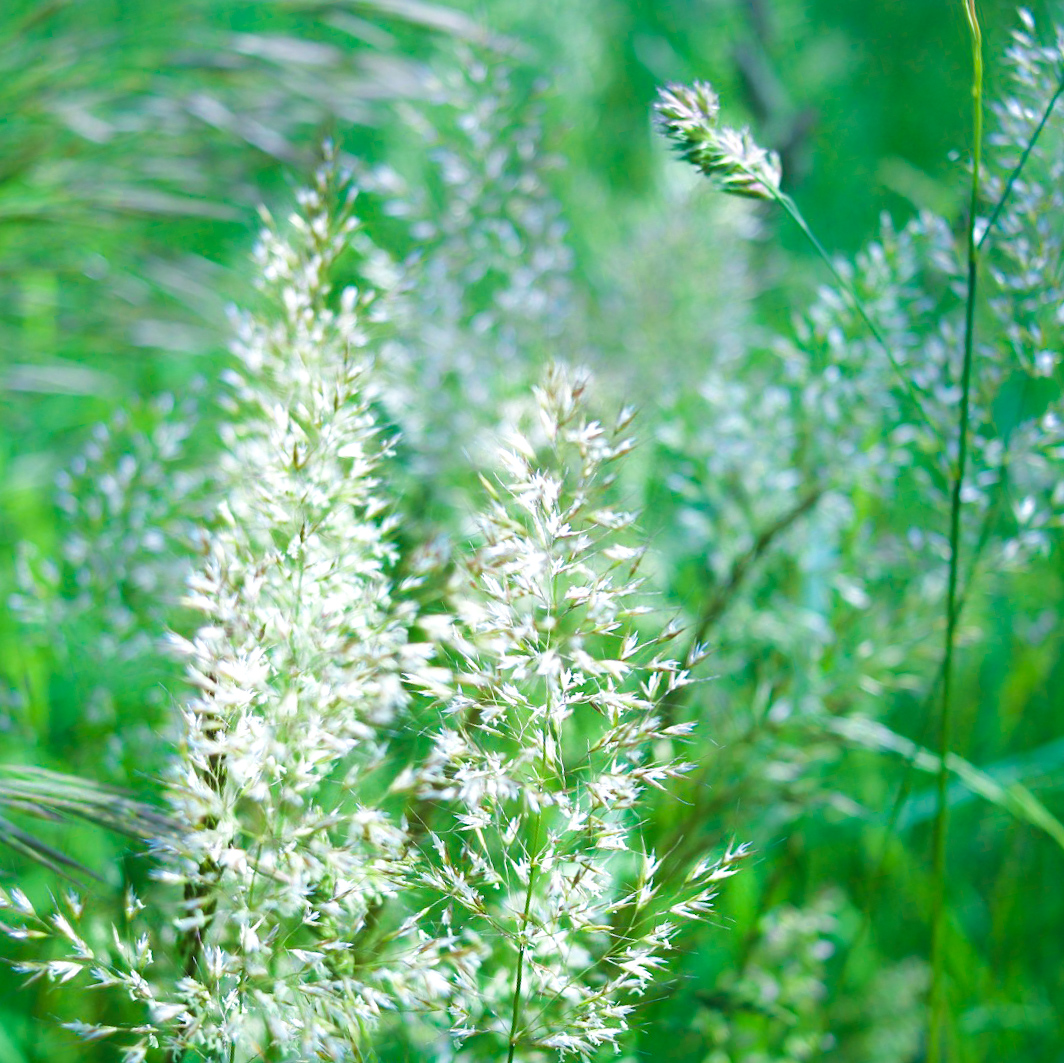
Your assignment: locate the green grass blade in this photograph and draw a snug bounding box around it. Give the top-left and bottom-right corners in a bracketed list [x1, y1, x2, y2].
[825, 715, 1064, 853]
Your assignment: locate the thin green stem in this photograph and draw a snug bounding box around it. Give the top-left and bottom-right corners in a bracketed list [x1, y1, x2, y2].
[929, 5, 982, 1062]
[978, 73, 1064, 252]
[771, 189, 936, 426]
[506, 815, 541, 1063]
[834, 367, 1030, 1002]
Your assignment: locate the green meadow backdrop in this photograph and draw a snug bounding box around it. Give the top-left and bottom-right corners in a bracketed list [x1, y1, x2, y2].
[1, 1, 1062, 1060]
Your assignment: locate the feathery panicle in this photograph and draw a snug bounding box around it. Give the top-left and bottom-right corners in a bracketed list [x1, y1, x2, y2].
[655, 81, 782, 200]
[151, 149, 445, 1059]
[1, 159, 742, 1063]
[400, 364, 747, 1060]
[376, 50, 575, 479]
[3, 151, 447, 1063]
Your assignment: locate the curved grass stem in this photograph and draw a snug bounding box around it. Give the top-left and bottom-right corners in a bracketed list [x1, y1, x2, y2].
[928, 4, 982, 1061]
[770, 189, 937, 428]
[978, 72, 1064, 252]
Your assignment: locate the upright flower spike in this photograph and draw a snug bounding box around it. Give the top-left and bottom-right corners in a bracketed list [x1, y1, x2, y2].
[4, 154, 453, 1063]
[402, 365, 747, 1061]
[155, 153, 445, 1059]
[655, 81, 782, 200]
[379, 51, 575, 481]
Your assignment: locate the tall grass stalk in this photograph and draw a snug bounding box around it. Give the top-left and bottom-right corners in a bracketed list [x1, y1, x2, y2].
[654, 22, 1064, 1057]
[929, 3, 983, 1060]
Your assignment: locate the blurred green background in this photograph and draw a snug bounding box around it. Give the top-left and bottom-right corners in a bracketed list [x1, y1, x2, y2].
[2, 0, 1062, 1060]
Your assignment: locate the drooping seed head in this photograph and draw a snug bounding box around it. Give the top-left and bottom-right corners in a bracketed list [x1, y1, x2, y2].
[654, 81, 782, 201]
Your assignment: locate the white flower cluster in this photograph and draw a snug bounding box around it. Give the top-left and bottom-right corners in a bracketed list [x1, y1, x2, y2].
[1, 158, 738, 1063]
[12, 390, 206, 662]
[10, 390, 210, 778]
[148, 154, 447, 1060]
[980, 10, 1064, 560]
[399, 365, 747, 1059]
[0, 155, 436, 1062]
[697, 892, 927, 1063]
[655, 81, 782, 201]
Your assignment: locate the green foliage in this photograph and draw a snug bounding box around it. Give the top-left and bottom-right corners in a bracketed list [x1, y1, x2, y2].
[2, 1, 1064, 1061]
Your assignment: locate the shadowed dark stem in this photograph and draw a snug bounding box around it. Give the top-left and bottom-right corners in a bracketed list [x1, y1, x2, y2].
[658, 485, 824, 728]
[693, 485, 825, 650]
[929, 4, 982, 1061]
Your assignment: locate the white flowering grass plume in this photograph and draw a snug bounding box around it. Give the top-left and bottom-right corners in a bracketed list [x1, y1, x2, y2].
[645, 10, 1064, 757]
[11, 390, 213, 784]
[0, 157, 745, 1059]
[394, 364, 747, 1061]
[153, 153, 451, 1059]
[694, 891, 927, 1063]
[654, 81, 781, 201]
[1, 152, 448, 1062]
